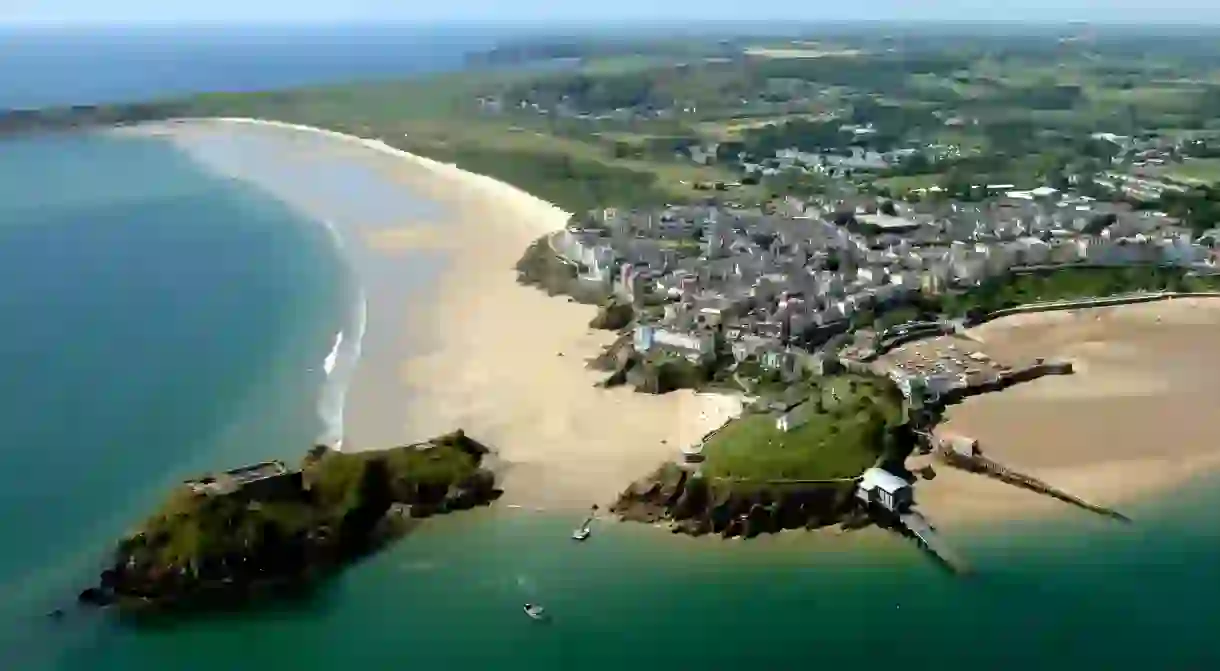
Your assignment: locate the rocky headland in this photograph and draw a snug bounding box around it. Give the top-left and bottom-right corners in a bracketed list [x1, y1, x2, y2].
[612, 374, 913, 538]
[77, 430, 500, 616]
[611, 463, 864, 538]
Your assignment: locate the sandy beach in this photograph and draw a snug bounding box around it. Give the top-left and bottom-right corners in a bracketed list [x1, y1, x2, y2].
[151, 117, 742, 510]
[915, 297, 1220, 524]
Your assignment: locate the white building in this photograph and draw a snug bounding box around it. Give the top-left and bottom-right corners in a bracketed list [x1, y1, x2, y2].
[633, 325, 715, 362]
[856, 467, 914, 513]
[775, 401, 815, 432]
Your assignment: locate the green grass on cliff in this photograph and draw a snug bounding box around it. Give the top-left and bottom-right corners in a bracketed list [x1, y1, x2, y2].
[701, 375, 904, 485]
[305, 441, 481, 512]
[126, 432, 488, 569]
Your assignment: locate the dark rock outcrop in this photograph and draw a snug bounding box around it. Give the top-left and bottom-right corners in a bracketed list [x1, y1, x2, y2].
[611, 464, 858, 539]
[588, 301, 634, 331]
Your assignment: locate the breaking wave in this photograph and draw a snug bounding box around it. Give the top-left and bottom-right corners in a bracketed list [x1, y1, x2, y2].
[315, 218, 366, 451]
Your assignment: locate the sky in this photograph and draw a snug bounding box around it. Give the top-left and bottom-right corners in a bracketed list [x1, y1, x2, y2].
[3, 0, 1219, 26]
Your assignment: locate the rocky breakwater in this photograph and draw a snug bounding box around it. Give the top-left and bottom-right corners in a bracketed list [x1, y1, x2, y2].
[611, 464, 859, 539]
[77, 430, 501, 616]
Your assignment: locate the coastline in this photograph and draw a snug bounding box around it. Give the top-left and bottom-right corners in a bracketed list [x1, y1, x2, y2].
[138, 117, 744, 511]
[132, 117, 1220, 530]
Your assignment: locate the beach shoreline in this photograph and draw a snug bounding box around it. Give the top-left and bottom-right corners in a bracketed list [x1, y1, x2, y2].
[139, 117, 745, 512]
[915, 297, 1220, 529]
[132, 117, 1220, 529]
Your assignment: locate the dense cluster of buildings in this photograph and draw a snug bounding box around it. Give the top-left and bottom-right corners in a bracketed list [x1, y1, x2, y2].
[553, 189, 1217, 374]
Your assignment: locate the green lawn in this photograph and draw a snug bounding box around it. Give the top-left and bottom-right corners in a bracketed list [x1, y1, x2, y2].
[165, 65, 772, 212]
[700, 376, 903, 484]
[874, 173, 945, 192]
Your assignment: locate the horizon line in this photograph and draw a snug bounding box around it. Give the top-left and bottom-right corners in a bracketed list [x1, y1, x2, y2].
[5, 17, 1220, 28]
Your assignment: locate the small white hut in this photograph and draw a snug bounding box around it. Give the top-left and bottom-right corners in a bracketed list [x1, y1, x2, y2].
[856, 467, 914, 513]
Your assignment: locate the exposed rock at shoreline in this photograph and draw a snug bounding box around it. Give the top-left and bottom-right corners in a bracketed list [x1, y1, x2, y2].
[612, 373, 915, 537]
[611, 464, 859, 539]
[514, 235, 606, 304]
[77, 430, 500, 617]
[588, 300, 634, 331]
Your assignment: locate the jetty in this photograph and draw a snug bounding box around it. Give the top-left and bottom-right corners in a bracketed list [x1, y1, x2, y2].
[934, 437, 1131, 523]
[857, 467, 969, 574]
[899, 510, 970, 574]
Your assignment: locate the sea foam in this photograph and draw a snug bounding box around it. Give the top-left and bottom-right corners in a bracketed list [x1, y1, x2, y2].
[315, 218, 367, 451]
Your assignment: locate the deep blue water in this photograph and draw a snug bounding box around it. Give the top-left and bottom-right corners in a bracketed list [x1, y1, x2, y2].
[0, 23, 507, 109]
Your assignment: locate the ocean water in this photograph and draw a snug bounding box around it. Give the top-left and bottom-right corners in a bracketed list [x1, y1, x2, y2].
[1, 24, 1220, 671]
[0, 23, 512, 110]
[0, 130, 350, 666]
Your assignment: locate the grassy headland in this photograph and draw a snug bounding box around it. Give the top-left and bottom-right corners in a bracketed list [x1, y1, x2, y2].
[612, 374, 911, 538]
[78, 431, 499, 616]
[702, 375, 906, 483]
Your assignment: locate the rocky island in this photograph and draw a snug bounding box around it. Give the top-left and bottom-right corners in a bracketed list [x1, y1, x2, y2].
[78, 430, 500, 615]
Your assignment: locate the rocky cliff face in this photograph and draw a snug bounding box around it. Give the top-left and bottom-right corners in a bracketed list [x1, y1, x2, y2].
[610, 464, 858, 539]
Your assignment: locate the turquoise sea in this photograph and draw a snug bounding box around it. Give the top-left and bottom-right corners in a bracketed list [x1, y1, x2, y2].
[2, 125, 1220, 671]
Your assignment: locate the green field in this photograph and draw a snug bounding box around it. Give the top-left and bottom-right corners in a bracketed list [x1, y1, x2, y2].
[1158, 158, 1220, 185]
[873, 173, 946, 193]
[162, 63, 767, 212]
[15, 31, 1220, 214]
[700, 376, 904, 485]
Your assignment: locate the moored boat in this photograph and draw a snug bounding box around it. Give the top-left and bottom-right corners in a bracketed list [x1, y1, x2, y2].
[524, 603, 547, 621]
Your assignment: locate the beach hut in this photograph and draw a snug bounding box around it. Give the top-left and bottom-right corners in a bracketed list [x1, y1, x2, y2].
[856, 467, 914, 513]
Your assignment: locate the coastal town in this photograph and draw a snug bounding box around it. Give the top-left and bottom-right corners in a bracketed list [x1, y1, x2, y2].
[563, 185, 1218, 560]
[467, 36, 1220, 553]
[554, 187, 1219, 385]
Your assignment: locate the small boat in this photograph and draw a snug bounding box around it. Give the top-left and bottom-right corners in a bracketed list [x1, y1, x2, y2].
[523, 603, 547, 621]
[571, 514, 594, 541]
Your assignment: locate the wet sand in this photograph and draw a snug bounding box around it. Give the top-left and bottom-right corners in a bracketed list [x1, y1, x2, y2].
[918, 298, 1220, 524]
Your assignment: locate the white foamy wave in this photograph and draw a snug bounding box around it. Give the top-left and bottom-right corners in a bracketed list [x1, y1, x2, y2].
[314, 219, 367, 452]
[323, 332, 342, 376]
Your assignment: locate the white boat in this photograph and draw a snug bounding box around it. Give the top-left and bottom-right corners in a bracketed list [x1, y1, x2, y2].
[523, 603, 547, 621]
[571, 515, 593, 541]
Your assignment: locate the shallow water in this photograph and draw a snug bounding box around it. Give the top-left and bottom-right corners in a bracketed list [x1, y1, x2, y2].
[0, 130, 347, 659]
[28, 489, 1220, 670]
